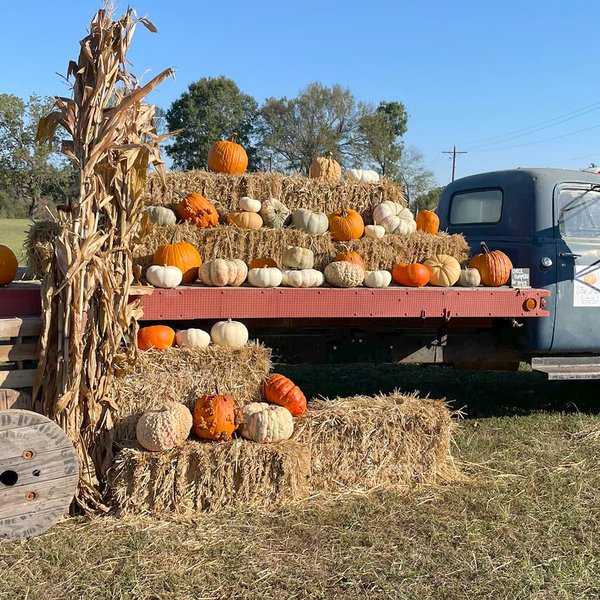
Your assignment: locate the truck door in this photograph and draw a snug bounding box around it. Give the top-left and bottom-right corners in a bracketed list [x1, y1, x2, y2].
[551, 183, 600, 352]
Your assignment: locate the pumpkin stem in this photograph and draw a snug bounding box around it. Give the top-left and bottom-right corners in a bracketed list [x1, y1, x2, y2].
[228, 133, 238, 143]
[340, 207, 348, 218]
[480, 241, 491, 254]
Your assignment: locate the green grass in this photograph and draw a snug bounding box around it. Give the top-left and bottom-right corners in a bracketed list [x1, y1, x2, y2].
[0, 218, 29, 264]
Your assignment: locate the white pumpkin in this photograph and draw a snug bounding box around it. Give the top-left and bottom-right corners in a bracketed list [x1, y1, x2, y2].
[344, 169, 380, 183]
[239, 402, 294, 443]
[260, 198, 290, 228]
[364, 224, 386, 239]
[457, 268, 481, 288]
[200, 259, 248, 287]
[282, 246, 314, 270]
[210, 319, 249, 349]
[239, 196, 261, 213]
[373, 201, 416, 236]
[248, 267, 283, 288]
[363, 270, 392, 288]
[175, 328, 211, 348]
[282, 268, 324, 288]
[146, 205, 177, 226]
[291, 209, 329, 235]
[145, 265, 183, 289]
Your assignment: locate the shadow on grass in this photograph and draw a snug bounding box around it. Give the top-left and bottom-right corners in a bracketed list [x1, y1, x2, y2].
[276, 362, 600, 418]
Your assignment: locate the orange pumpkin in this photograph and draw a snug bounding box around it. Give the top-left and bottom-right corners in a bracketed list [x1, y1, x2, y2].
[416, 210, 440, 235]
[0, 245, 18, 287]
[392, 263, 430, 287]
[469, 242, 513, 287]
[328, 208, 364, 241]
[152, 241, 202, 284]
[249, 257, 278, 269]
[263, 374, 306, 417]
[207, 133, 248, 174]
[226, 211, 263, 230]
[137, 325, 176, 350]
[192, 393, 238, 441]
[176, 192, 219, 228]
[334, 251, 365, 271]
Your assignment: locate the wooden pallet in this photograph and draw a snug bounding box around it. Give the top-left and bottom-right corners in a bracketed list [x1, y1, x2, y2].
[0, 317, 41, 412]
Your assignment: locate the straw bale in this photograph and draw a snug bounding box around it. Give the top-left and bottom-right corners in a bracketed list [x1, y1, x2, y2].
[145, 170, 406, 221]
[111, 343, 272, 444]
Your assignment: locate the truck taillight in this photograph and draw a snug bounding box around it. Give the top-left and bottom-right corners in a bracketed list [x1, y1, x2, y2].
[540, 298, 547, 309]
[523, 298, 537, 311]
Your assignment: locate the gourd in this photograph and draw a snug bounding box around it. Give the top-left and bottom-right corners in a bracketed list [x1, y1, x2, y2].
[207, 133, 248, 174]
[334, 250, 365, 271]
[282, 246, 314, 270]
[373, 201, 416, 236]
[344, 168, 380, 183]
[239, 196, 261, 213]
[309, 152, 341, 182]
[152, 241, 202, 284]
[457, 268, 481, 288]
[136, 403, 193, 452]
[192, 393, 238, 441]
[363, 270, 392, 288]
[364, 224, 385, 239]
[175, 328, 211, 348]
[200, 259, 248, 287]
[260, 198, 290, 228]
[424, 254, 461, 287]
[145, 205, 177, 226]
[328, 208, 365, 241]
[416, 210, 440, 235]
[324, 261, 365, 288]
[263, 373, 307, 417]
[248, 257, 278, 269]
[210, 319, 249, 348]
[248, 267, 283, 288]
[291, 208, 329, 235]
[176, 192, 219, 228]
[0, 245, 18, 286]
[227, 211, 263, 230]
[469, 242, 513, 287]
[145, 265, 182, 289]
[239, 402, 294, 443]
[137, 325, 176, 350]
[392, 263, 430, 287]
[282, 269, 324, 288]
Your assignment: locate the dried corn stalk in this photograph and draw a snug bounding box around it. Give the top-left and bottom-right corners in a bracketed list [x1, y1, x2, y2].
[35, 4, 174, 511]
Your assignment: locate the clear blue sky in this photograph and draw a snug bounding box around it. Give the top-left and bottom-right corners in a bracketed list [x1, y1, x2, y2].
[1, 0, 600, 185]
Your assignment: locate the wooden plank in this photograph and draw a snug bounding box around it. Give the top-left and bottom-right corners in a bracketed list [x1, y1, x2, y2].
[0, 448, 78, 488]
[0, 389, 33, 411]
[0, 504, 71, 540]
[0, 369, 36, 389]
[0, 343, 39, 362]
[0, 318, 42, 338]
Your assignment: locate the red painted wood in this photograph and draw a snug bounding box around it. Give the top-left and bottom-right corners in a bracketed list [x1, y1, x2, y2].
[0, 284, 42, 319]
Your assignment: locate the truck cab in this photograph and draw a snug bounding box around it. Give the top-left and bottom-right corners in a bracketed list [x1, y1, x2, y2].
[439, 168, 600, 372]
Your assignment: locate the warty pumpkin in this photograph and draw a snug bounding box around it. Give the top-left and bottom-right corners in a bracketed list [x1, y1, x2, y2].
[260, 198, 290, 228]
[176, 192, 219, 228]
[282, 246, 314, 270]
[192, 393, 238, 441]
[210, 319, 248, 348]
[391, 263, 430, 287]
[0, 245, 18, 286]
[200, 259, 248, 287]
[136, 403, 192, 452]
[469, 242, 513, 287]
[324, 261, 365, 288]
[239, 402, 294, 443]
[263, 373, 306, 417]
[145, 265, 182, 289]
[137, 325, 176, 350]
[424, 255, 461, 287]
[152, 241, 202, 284]
[291, 208, 329, 235]
[416, 209, 440, 235]
[248, 267, 283, 288]
[309, 152, 341, 182]
[207, 133, 248, 174]
[227, 211, 263, 230]
[373, 201, 416, 236]
[328, 208, 365, 241]
[334, 250, 365, 271]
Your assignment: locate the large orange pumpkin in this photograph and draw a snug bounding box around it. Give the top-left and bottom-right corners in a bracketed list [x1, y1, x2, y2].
[176, 192, 219, 228]
[207, 133, 248, 174]
[0, 245, 18, 287]
[249, 257, 278, 269]
[192, 393, 238, 441]
[392, 263, 430, 287]
[469, 242, 513, 287]
[334, 250, 365, 271]
[416, 210, 440, 235]
[328, 208, 364, 241]
[137, 325, 176, 350]
[152, 241, 202, 284]
[263, 374, 306, 417]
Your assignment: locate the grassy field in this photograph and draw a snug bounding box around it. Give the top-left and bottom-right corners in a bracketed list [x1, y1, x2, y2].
[1, 365, 599, 599]
[0, 218, 29, 264]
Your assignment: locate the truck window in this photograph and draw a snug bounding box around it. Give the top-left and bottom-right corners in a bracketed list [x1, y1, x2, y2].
[558, 187, 600, 239]
[449, 189, 502, 225]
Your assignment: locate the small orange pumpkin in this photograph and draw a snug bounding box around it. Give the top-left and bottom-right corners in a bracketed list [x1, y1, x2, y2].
[249, 257, 278, 269]
[152, 241, 202, 284]
[137, 325, 176, 350]
[334, 250, 365, 271]
[263, 374, 306, 417]
[469, 242, 513, 287]
[392, 263, 430, 287]
[207, 133, 248, 174]
[416, 210, 440, 235]
[192, 393, 238, 441]
[176, 192, 219, 228]
[226, 211, 263, 230]
[0, 245, 18, 287]
[328, 208, 365, 241]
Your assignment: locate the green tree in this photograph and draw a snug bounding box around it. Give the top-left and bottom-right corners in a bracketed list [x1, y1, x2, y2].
[258, 82, 370, 173]
[414, 185, 444, 212]
[165, 77, 259, 170]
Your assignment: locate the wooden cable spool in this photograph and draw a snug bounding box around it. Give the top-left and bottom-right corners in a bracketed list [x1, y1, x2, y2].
[0, 409, 79, 540]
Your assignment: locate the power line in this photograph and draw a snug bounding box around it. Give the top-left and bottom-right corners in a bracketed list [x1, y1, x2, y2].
[443, 145, 467, 181]
[553, 150, 600, 166]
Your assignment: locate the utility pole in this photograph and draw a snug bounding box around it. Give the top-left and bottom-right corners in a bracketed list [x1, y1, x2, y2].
[443, 145, 467, 181]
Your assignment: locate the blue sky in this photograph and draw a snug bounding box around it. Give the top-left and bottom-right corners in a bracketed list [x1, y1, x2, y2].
[1, 0, 600, 185]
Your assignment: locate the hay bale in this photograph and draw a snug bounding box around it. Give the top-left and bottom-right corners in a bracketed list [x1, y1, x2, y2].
[145, 170, 406, 222]
[112, 343, 272, 444]
[24, 220, 60, 279]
